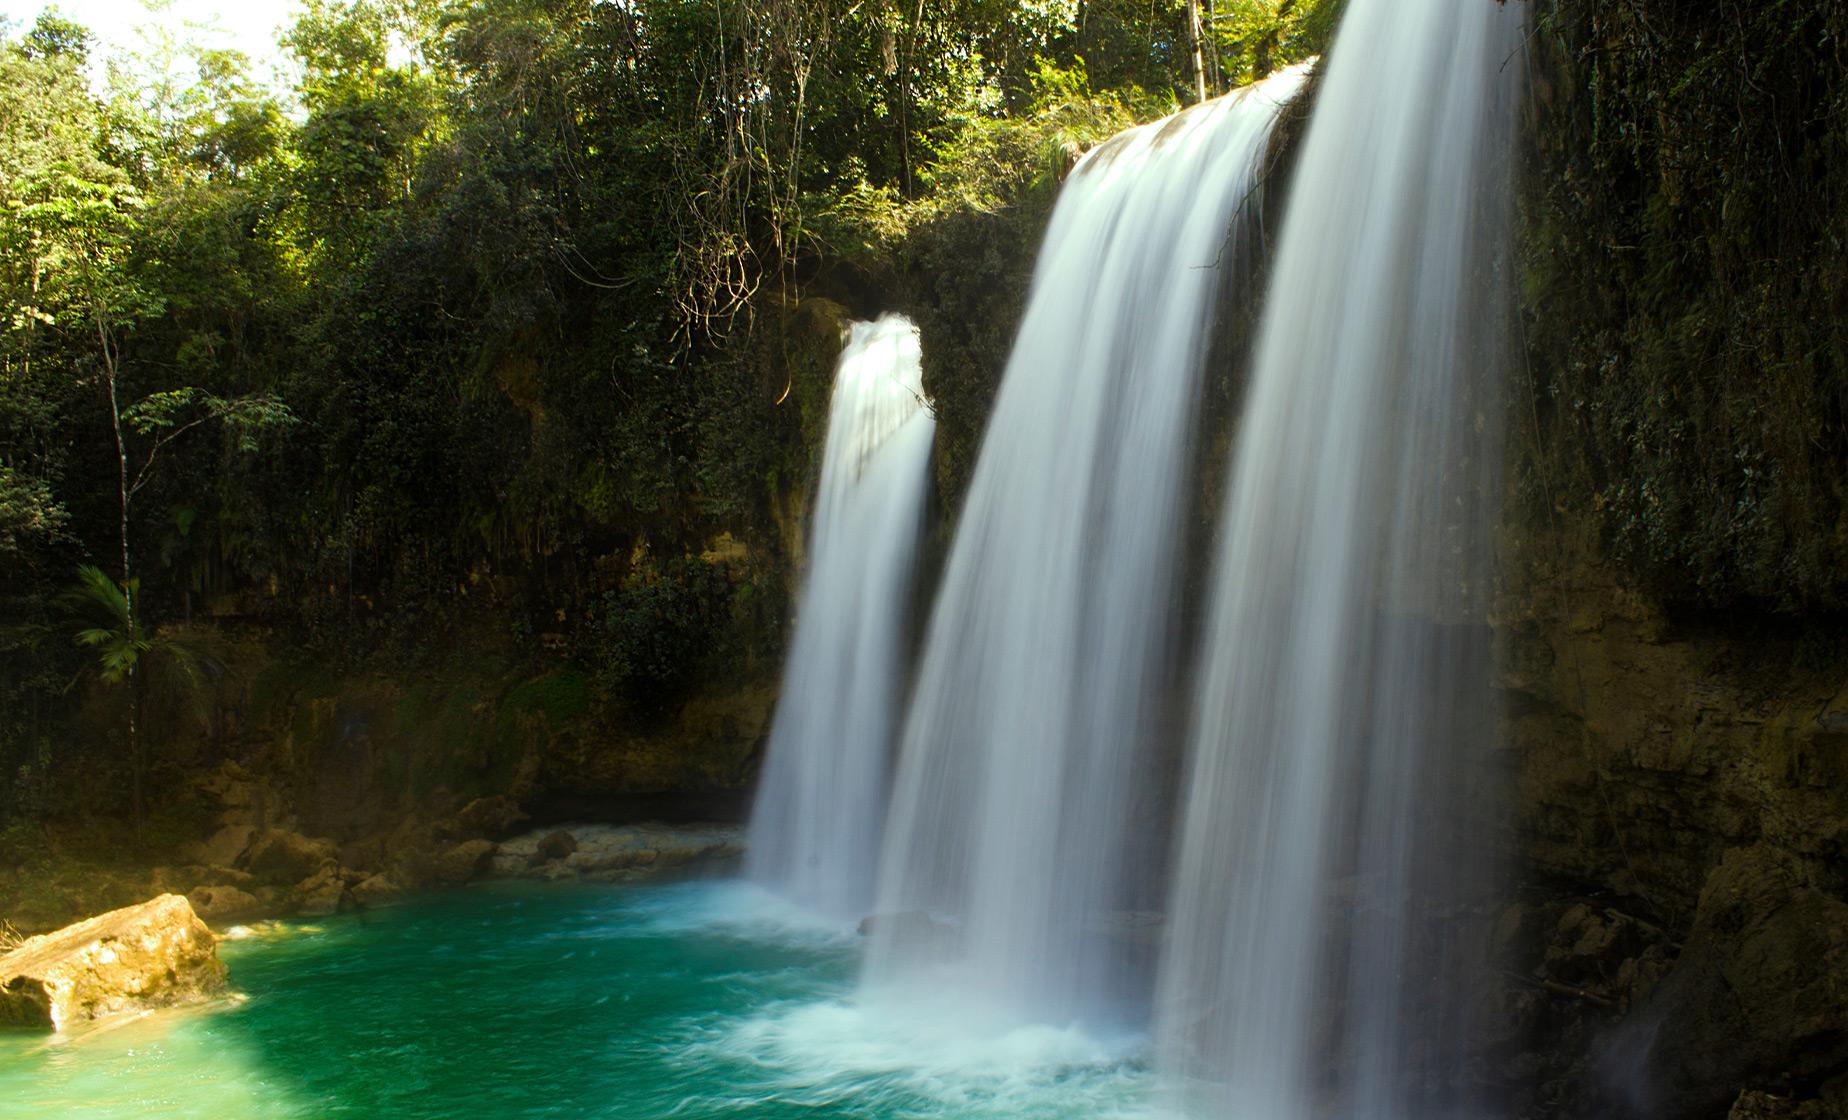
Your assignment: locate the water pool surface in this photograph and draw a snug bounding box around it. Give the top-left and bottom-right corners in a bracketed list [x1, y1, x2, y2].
[0, 881, 1153, 1119]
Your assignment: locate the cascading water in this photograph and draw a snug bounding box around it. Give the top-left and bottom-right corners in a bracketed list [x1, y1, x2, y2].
[745, 315, 935, 920]
[1157, 2, 1525, 1117]
[863, 67, 1308, 1032]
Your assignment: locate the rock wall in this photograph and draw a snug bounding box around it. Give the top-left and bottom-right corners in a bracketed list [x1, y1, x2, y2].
[1497, 3, 1848, 1115]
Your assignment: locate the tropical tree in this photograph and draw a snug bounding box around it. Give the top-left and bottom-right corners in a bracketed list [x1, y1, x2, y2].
[63, 564, 214, 837]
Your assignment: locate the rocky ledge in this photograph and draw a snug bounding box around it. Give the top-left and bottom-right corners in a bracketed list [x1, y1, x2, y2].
[488, 823, 744, 883]
[0, 894, 226, 1031]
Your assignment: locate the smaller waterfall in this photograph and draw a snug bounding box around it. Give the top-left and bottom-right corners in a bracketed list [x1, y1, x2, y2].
[746, 315, 936, 920]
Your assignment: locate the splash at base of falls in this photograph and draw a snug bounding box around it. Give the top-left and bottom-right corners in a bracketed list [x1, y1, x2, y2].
[865, 65, 1310, 1034]
[746, 315, 935, 920]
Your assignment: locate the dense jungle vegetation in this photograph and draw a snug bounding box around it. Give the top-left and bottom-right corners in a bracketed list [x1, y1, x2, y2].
[0, 0, 1337, 856]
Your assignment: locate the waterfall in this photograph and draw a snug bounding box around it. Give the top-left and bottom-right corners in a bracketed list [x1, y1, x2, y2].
[745, 315, 936, 920]
[1157, 2, 1526, 1117]
[863, 66, 1308, 1032]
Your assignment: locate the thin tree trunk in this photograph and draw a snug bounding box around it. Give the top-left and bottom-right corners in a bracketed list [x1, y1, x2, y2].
[99, 310, 143, 839]
[1185, 0, 1208, 103]
[899, 0, 926, 195]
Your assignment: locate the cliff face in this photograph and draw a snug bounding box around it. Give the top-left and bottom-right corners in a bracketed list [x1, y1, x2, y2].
[1496, 2, 1848, 1114]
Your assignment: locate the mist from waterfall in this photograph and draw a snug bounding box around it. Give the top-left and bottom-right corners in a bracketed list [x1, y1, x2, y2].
[1156, 2, 1526, 1117]
[862, 66, 1309, 1033]
[746, 315, 936, 920]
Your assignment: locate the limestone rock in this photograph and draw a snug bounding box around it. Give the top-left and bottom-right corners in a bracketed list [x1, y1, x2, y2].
[431, 839, 496, 887]
[185, 824, 256, 869]
[0, 894, 227, 1031]
[444, 796, 527, 841]
[1727, 1090, 1837, 1119]
[530, 830, 578, 866]
[187, 885, 262, 924]
[488, 823, 742, 882]
[1612, 845, 1848, 1118]
[242, 829, 338, 884]
[351, 872, 408, 909]
[290, 867, 351, 917]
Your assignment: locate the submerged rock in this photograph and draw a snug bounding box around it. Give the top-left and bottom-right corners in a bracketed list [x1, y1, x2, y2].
[0, 894, 227, 1031]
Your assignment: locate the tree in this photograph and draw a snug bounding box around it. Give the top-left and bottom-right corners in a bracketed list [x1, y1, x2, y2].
[63, 564, 213, 836]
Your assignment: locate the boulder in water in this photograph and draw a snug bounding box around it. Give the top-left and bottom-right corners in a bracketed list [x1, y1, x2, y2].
[0, 894, 227, 1031]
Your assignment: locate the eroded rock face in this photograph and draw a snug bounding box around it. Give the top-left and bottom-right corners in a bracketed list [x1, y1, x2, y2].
[0, 894, 226, 1031]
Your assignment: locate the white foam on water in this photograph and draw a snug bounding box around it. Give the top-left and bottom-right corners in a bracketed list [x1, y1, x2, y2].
[622, 879, 862, 948]
[681, 991, 1154, 1118]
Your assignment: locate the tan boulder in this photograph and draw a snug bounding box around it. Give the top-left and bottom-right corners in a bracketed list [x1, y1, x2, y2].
[0, 894, 227, 1031]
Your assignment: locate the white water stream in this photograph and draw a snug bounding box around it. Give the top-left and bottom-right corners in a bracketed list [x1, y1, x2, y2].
[1157, 1, 1527, 1116]
[863, 67, 1309, 1033]
[746, 315, 935, 919]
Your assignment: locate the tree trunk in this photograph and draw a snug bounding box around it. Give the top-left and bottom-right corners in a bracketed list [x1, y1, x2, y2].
[1185, 0, 1209, 103]
[98, 311, 143, 839]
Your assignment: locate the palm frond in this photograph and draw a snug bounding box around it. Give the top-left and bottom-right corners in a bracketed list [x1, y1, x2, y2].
[63, 565, 131, 630]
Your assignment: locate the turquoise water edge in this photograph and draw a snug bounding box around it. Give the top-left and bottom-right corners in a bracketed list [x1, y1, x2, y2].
[0, 881, 1153, 1119]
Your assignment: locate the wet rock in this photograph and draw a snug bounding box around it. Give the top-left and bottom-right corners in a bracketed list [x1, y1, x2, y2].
[242, 829, 339, 884]
[489, 824, 742, 882]
[1610, 845, 1848, 1118]
[431, 840, 496, 887]
[444, 796, 527, 841]
[530, 830, 578, 866]
[187, 885, 262, 924]
[0, 894, 227, 1031]
[1727, 1090, 1837, 1119]
[351, 872, 408, 909]
[185, 824, 256, 869]
[290, 867, 351, 917]
[857, 911, 955, 956]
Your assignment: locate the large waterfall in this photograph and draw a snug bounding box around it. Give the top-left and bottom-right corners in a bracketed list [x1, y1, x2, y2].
[1157, 1, 1526, 1116]
[746, 315, 936, 920]
[862, 67, 1308, 1031]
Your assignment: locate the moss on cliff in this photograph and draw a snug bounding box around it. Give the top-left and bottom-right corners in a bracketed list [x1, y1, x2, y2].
[1517, 0, 1848, 611]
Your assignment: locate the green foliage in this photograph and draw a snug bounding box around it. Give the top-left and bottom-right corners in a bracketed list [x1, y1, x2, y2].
[591, 558, 735, 715]
[1519, 0, 1848, 610]
[0, 0, 1253, 838]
